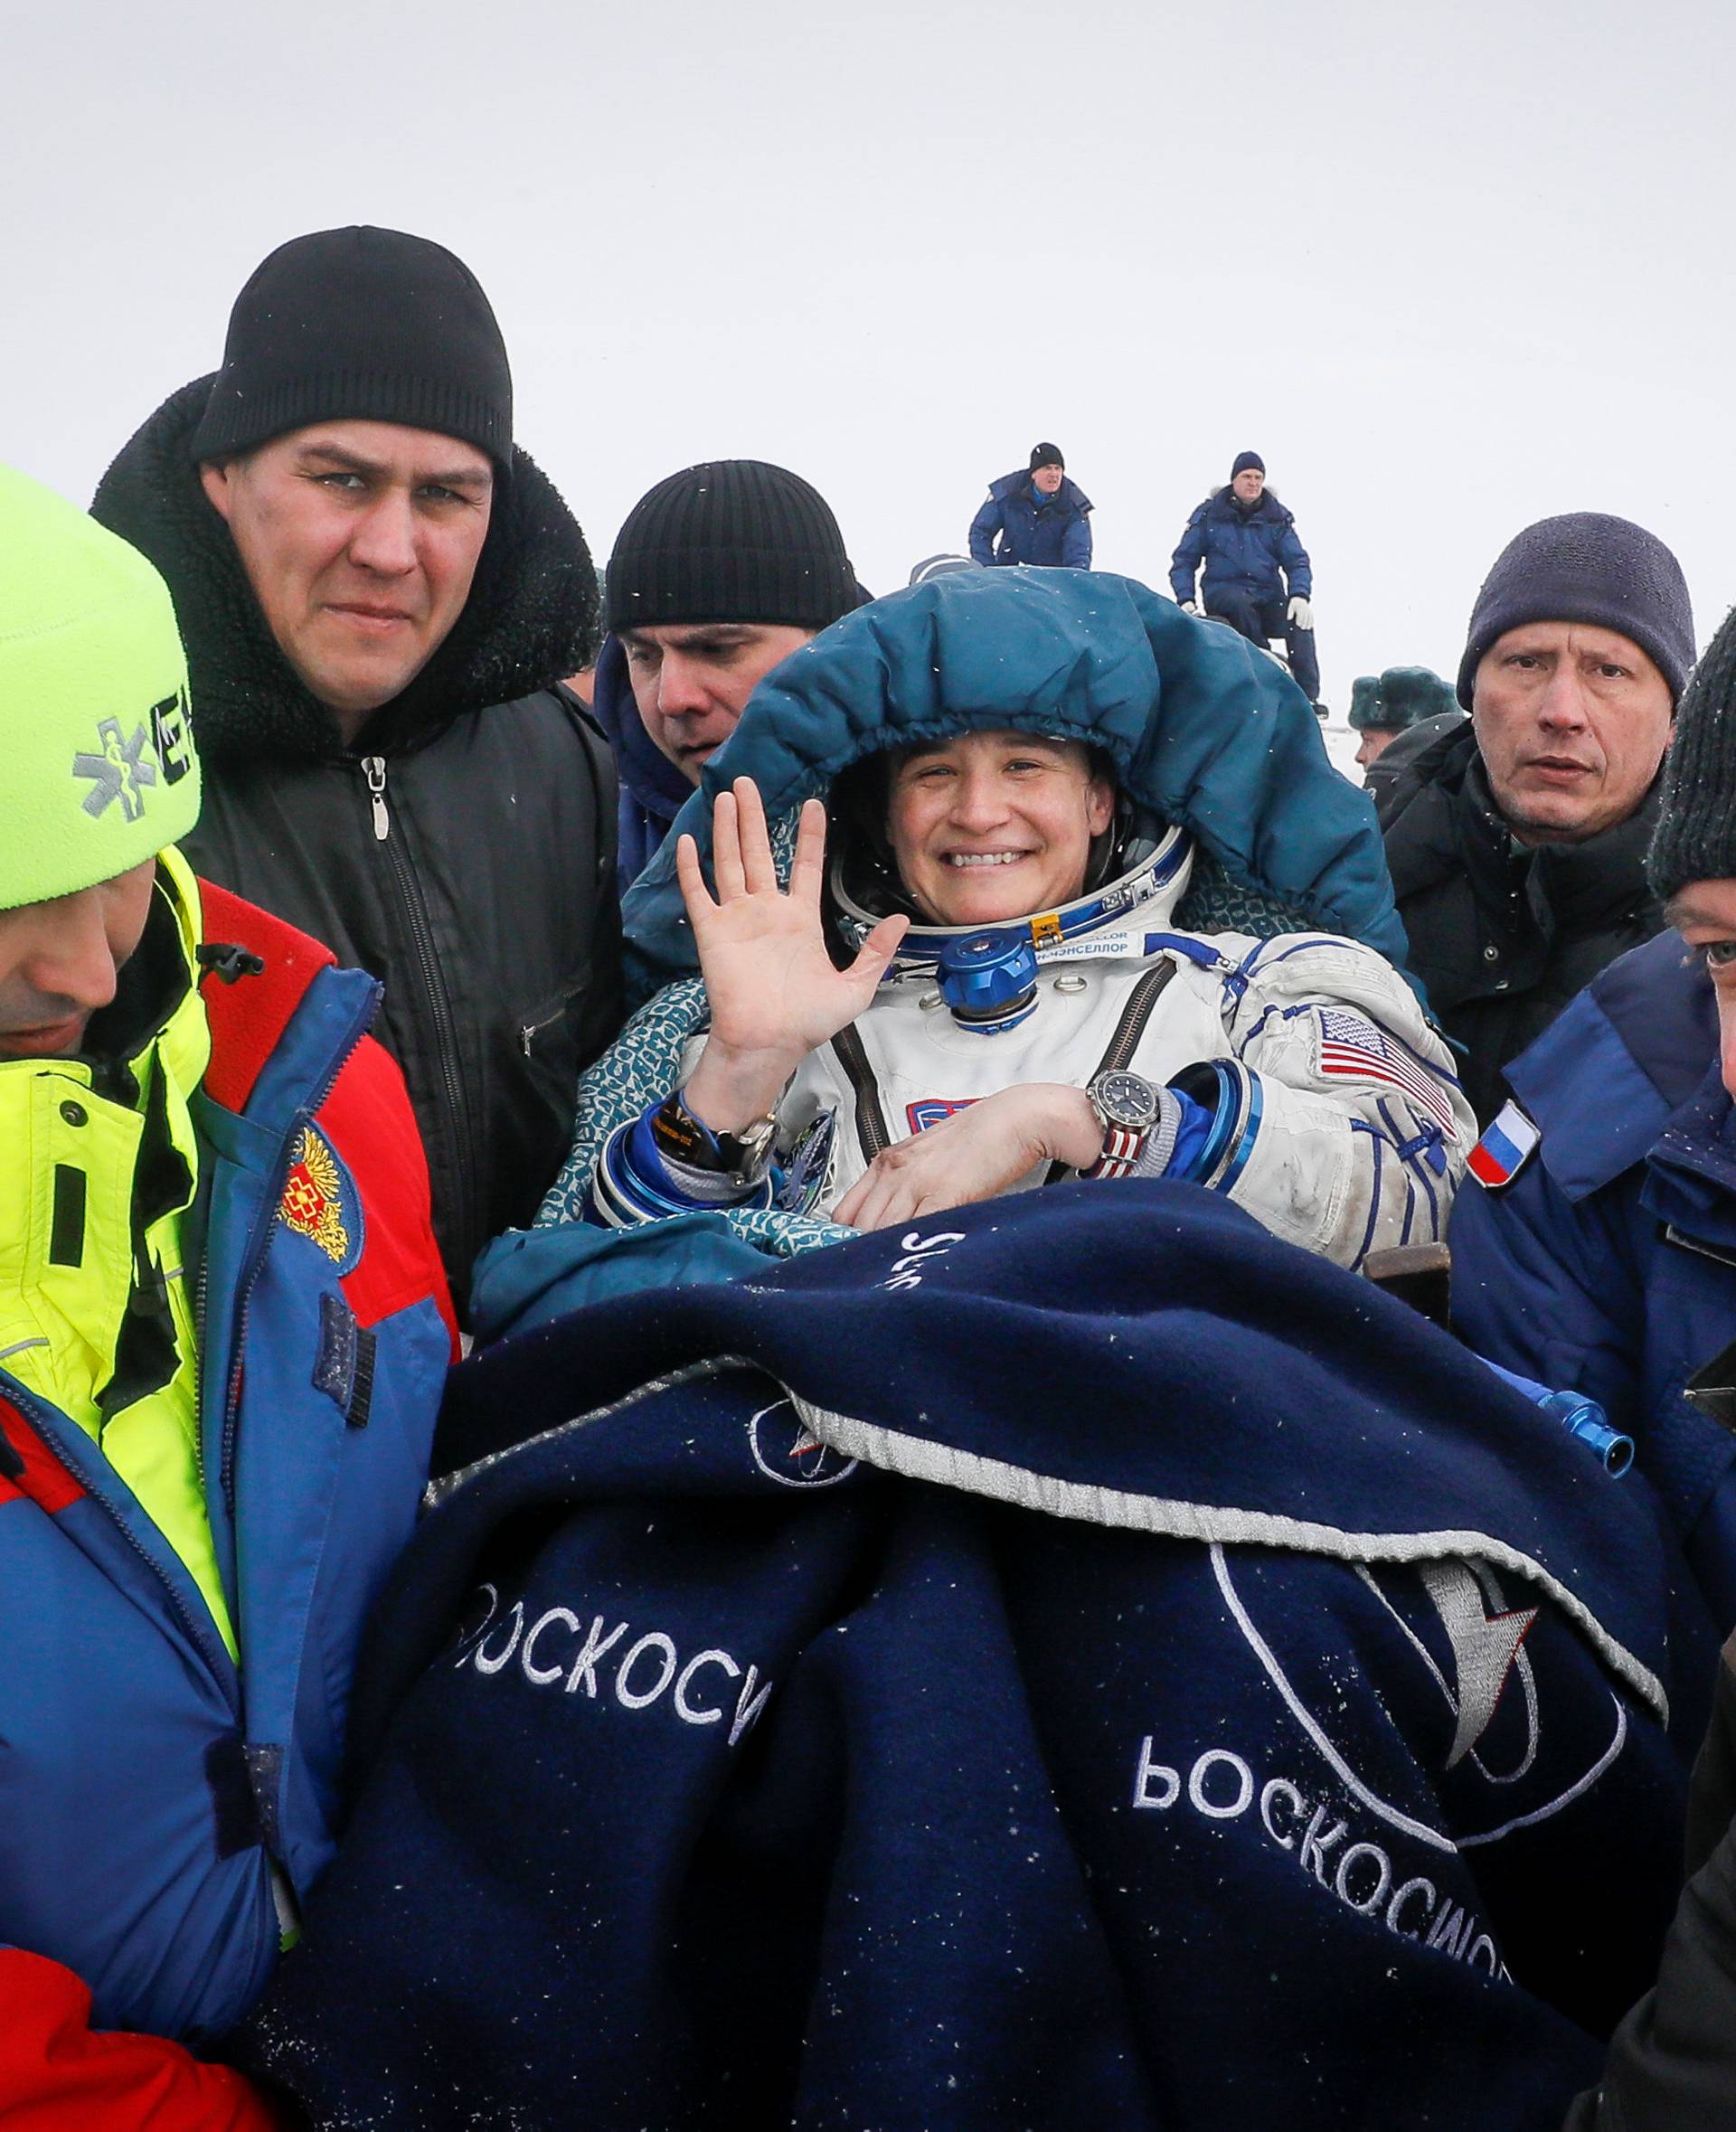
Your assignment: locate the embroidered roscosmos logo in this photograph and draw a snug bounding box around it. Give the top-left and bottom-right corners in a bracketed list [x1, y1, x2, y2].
[448, 1582, 776, 1748]
[279, 1124, 363, 1270]
[748, 1397, 858, 1489]
[1212, 1546, 1621, 1834]
[1130, 1544, 1637, 1980]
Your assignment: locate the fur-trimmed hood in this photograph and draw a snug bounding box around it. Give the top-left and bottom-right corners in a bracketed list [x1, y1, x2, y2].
[622, 567, 1409, 1000]
[1201, 484, 1295, 526]
[91, 376, 599, 761]
[988, 467, 1093, 514]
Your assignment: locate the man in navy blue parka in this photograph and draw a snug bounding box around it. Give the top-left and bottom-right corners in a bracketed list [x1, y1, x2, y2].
[969, 440, 1093, 569]
[1170, 449, 1321, 707]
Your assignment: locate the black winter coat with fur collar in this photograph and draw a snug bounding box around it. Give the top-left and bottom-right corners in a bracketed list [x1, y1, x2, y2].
[93, 380, 622, 1313]
[1377, 717, 1663, 1129]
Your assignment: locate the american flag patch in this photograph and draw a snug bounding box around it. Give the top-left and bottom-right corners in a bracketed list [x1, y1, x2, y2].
[1315, 1010, 1460, 1136]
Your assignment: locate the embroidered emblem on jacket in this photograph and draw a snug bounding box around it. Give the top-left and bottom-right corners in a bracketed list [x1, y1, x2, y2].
[1467, 1100, 1540, 1191]
[280, 1125, 362, 1269]
[907, 1098, 979, 1134]
[1316, 1008, 1459, 1137]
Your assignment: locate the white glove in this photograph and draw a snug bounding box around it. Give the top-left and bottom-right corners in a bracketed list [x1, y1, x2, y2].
[1181, 600, 1201, 617]
[1288, 597, 1314, 629]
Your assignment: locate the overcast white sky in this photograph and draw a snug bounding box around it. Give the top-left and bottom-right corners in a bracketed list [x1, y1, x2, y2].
[6, 0, 1733, 712]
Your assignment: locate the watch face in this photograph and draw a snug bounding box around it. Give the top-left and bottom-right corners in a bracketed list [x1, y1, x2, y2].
[1093, 1071, 1160, 1131]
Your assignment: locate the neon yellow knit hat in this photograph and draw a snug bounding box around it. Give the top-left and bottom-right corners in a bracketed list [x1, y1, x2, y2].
[0, 462, 200, 911]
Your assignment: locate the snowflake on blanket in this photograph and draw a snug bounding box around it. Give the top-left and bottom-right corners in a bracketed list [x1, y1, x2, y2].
[1315, 1009, 1460, 1137]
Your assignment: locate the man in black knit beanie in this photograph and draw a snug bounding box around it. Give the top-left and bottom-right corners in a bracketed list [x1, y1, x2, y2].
[590, 459, 862, 893]
[1378, 511, 1694, 1126]
[92, 226, 623, 1311]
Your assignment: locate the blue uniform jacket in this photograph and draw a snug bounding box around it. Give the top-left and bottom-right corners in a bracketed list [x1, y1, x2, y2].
[1169, 486, 1313, 608]
[0, 884, 452, 2047]
[588, 633, 693, 896]
[969, 469, 1093, 569]
[241, 1184, 1704, 2129]
[1450, 929, 1736, 1637]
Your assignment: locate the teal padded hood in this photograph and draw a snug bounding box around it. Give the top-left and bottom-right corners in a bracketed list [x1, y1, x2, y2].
[622, 569, 1410, 1000]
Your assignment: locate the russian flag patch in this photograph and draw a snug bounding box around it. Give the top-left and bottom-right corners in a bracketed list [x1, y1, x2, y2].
[1467, 1100, 1540, 1190]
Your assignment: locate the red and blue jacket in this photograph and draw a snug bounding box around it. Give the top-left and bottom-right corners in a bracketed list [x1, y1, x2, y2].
[0, 881, 455, 2125]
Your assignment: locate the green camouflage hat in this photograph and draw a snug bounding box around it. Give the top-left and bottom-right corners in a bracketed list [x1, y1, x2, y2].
[0, 462, 199, 910]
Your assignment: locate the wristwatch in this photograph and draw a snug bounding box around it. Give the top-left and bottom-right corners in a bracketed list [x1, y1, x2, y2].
[651, 1087, 779, 1189]
[1082, 1070, 1162, 1180]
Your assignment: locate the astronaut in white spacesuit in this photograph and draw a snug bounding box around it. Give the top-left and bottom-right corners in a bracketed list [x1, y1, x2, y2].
[587, 726, 1473, 1269]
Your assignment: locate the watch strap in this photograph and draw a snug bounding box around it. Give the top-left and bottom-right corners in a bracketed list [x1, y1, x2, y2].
[1083, 1122, 1146, 1181]
[652, 1089, 777, 1186]
[1085, 1088, 1185, 1182]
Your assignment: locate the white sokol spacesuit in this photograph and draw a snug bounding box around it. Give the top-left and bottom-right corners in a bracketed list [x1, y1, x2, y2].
[591, 816, 1473, 1271]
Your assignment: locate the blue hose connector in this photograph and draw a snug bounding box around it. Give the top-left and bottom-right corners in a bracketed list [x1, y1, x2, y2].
[1485, 1363, 1634, 1476]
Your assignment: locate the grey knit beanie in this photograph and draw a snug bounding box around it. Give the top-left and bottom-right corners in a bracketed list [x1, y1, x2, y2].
[1648, 603, 1736, 901]
[1457, 513, 1694, 710]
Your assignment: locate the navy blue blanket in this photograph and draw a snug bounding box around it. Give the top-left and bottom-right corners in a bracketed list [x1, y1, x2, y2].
[237, 1184, 1705, 2129]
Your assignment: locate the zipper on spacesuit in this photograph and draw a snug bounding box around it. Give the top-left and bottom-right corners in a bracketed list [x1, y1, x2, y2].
[828, 1023, 892, 1161]
[1096, 960, 1178, 1074]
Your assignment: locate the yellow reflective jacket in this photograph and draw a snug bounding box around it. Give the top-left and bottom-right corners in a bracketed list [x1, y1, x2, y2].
[0, 847, 232, 1652]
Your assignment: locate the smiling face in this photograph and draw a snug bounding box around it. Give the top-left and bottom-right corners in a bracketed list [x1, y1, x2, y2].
[884, 731, 1116, 927]
[0, 861, 156, 1059]
[623, 621, 815, 784]
[200, 419, 495, 739]
[1668, 880, 1736, 1099]
[1471, 621, 1674, 845]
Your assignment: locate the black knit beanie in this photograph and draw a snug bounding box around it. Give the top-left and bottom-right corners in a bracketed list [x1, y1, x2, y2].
[190, 226, 514, 467]
[1457, 513, 1694, 710]
[1231, 450, 1265, 479]
[1029, 442, 1065, 472]
[1648, 603, 1736, 900]
[604, 461, 857, 633]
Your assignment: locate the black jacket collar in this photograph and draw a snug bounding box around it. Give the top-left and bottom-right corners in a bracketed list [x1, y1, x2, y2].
[91, 377, 599, 763]
[1384, 717, 1663, 931]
